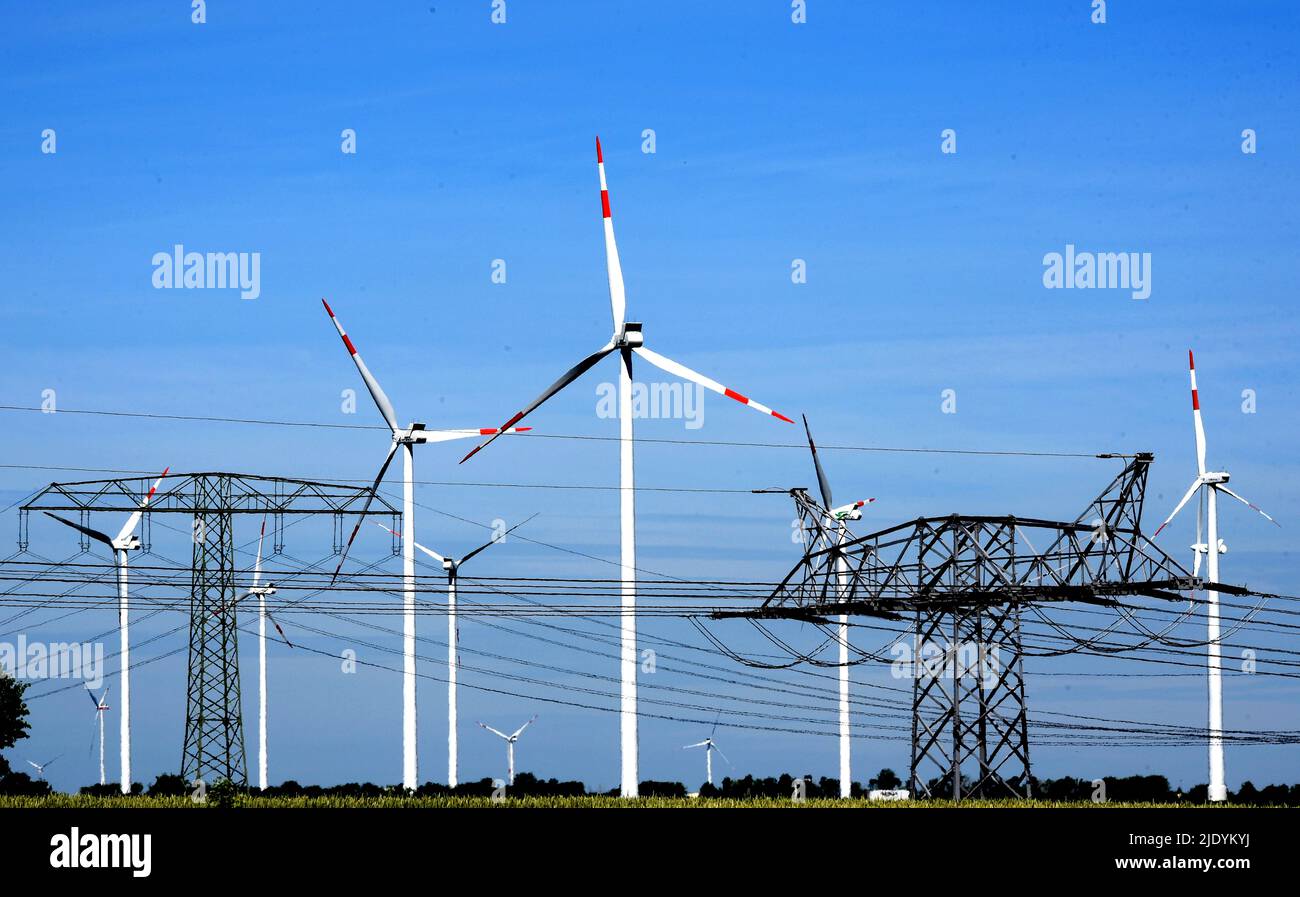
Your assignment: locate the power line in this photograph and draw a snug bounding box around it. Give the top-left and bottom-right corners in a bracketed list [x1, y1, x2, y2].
[0, 403, 1108, 458]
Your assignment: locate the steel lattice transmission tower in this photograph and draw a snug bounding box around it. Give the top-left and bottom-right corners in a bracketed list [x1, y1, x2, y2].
[21, 472, 399, 787]
[718, 453, 1207, 800]
[182, 474, 246, 783]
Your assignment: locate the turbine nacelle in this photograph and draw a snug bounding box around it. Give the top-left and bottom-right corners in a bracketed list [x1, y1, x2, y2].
[1201, 471, 1230, 485]
[112, 534, 143, 552]
[399, 422, 428, 444]
[830, 500, 872, 521]
[617, 322, 644, 348]
[1192, 540, 1228, 556]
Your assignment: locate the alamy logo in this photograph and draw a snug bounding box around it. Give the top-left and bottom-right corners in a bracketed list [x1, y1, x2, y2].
[151, 244, 261, 300]
[890, 640, 1003, 688]
[0, 637, 104, 689]
[49, 828, 152, 878]
[1042, 244, 1151, 300]
[595, 381, 705, 430]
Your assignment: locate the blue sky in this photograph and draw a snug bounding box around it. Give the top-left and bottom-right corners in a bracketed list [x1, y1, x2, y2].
[1, 1, 1298, 793]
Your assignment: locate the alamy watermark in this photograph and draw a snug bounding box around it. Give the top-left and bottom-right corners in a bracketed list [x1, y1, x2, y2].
[151, 244, 261, 300]
[1, 636, 105, 689]
[1042, 244, 1150, 301]
[595, 381, 705, 430]
[890, 639, 1003, 689]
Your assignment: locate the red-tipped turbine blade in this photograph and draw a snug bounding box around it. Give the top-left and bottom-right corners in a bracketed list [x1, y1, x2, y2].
[596, 137, 626, 333]
[322, 299, 401, 434]
[1218, 485, 1280, 528]
[115, 466, 170, 544]
[1153, 478, 1202, 538]
[332, 442, 400, 583]
[632, 346, 794, 424]
[460, 344, 616, 463]
[1189, 349, 1207, 476]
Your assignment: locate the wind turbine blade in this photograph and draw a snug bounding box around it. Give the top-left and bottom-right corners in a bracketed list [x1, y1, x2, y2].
[683, 741, 708, 749]
[418, 427, 533, 443]
[710, 710, 721, 740]
[267, 613, 294, 648]
[251, 517, 266, 589]
[43, 512, 115, 549]
[332, 442, 400, 583]
[1218, 486, 1280, 527]
[1193, 547, 1203, 579]
[595, 137, 626, 332]
[323, 299, 401, 434]
[373, 522, 447, 564]
[1152, 479, 1202, 539]
[478, 722, 509, 740]
[1189, 350, 1207, 476]
[511, 715, 537, 739]
[26, 760, 39, 771]
[712, 745, 732, 767]
[459, 513, 540, 568]
[802, 415, 834, 510]
[460, 344, 616, 463]
[115, 467, 169, 544]
[632, 346, 794, 424]
[413, 541, 445, 564]
[100, 686, 110, 706]
[85, 684, 102, 709]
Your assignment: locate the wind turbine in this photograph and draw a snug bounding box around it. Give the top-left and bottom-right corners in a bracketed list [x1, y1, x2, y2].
[801, 415, 874, 798]
[43, 466, 168, 794]
[460, 137, 795, 797]
[85, 685, 110, 787]
[375, 513, 536, 788]
[26, 755, 61, 779]
[478, 716, 536, 786]
[322, 299, 529, 790]
[211, 517, 291, 790]
[684, 718, 730, 788]
[1153, 350, 1278, 802]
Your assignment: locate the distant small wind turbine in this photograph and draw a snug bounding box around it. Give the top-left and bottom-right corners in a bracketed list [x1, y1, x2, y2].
[27, 755, 62, 779]
[213, 518, 292, 791]
[376, 513, 536, 789]
[478, 716, 537, 786]
[684, 717, 730, 788]
[85, 685, 111, 786]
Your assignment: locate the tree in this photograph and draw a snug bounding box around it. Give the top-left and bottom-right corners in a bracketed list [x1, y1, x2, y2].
[0, 673, 46, 795]
[869, 768, 902, 790]
[0, 672, 32, 754]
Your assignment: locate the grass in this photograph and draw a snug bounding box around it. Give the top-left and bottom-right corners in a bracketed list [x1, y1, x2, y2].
[0, 795, 1253, 809]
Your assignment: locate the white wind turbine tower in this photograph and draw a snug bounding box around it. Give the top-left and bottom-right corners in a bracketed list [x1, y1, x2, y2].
[478, 716, 537, 786]
[1153, 350, 1278, 802]
[43, 466, 168, 794]
[461, 137, 795, 797]
[85, 685, 111, 787]
[323, 299, 529, 790]
[375, 513, 536, 788]
[801, 415, 875, 798]
[684, 717, 731, 788]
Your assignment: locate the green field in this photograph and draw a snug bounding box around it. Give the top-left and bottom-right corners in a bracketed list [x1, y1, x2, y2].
[0, 795, 1254, 809]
